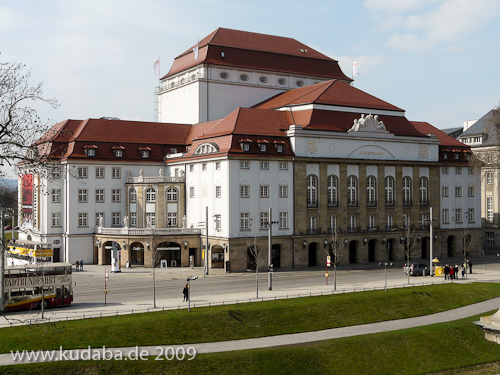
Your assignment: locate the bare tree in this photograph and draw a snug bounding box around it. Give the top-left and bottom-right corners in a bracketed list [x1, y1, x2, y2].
[461, 225, 474, 271]
[399, 217, 418, 284]
[246, 232, 266, 299]
[150, 241, 164, 308]
[328, 222, 346, 292]
[1, 61, 58, 178]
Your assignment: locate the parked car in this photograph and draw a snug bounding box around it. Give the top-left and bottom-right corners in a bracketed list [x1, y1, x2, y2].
[403, 263, 430, 276]
[3, 226, 12, 230]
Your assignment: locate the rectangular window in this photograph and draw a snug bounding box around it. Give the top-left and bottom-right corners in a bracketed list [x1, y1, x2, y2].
[308, 216, 317, 233]
[78, 189, 88, 203]
[52, 166, 61, 179]
[95, 189, 104, 203]
[279, 212, 288, 229]
[189, 165, 194, 172]
[52, 189, 61, 203]
[260, 144, 267, 152]
[349, 215, 357, 231]
[260, 212, 268, 229]
[468, 187, 474, 197]
[487, 197, 494, 222]
[78, 213, 88, 227]
[216, 186, 221, 198]
[487, 232, 495, 245]
[442, 186, 449, 197]
[369, 215, 375, 229]
[215, 214, 221, 230]
[167, 212, 177, 227]
[78, 167, 88, 179]
[442, 209, 449, 223]
[455, 167, 462, 174]
[442, 167, 448, 174]
[112, 212, 121, 226]
[240, 161, 249, 169]
[279, 162, 288, 170]
[455, 186, 462, 197]
[387, 215, 393, 229]
[487, 172, 493, 184]
[455, 209, 462, 223]
[51, 213, 61, 226]
[130, 212, 137, 227]
[202, 163, 207, 171]
[242, 143, 250, 152]
[240, 185, 250, 198]
[468, 208, 475, 223]
[215, 162, 221, 170]
[112, 167, 121, 179]
[112, 189, 121, 203]
[260, 162, 269, 170]
[276, 144, 283, 153]
[95, 213, 104, 226]
[95, 167, 104, 179]
[260, 185, 269, 198]
[240, 213, 250, 230]
[329, 216, 337, 233]
[279, 185, 288, 198]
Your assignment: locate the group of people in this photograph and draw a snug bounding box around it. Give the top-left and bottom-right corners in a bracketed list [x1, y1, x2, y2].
[75, 259, 84, 271]
[443, 260, 472, 280]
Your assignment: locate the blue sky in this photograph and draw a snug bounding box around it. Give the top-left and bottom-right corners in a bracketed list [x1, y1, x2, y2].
[1, 0, 500, 177]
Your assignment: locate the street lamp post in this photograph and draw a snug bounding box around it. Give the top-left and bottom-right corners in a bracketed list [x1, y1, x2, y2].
[266, 207, 279, 291]
[187, 276, 198, 312]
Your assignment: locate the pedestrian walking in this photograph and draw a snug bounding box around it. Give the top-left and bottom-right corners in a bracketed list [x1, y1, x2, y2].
[444, 264, 450, 280]
[449, 266, 454, 280]
[75, 259, 79, 272]
[183, 283, 189, 302]
[461, 266, 465, 279]
[80, 259, 84, 271]
[454, 265, 459, 279]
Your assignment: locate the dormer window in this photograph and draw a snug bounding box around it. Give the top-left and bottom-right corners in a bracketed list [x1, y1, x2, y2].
[239, 139, 252, 152]
[257, 140, 268, 152]
[274, 140, 285, 153]
[443, 153, 448, 159]
[170, 148, 177, 154]
[138, 147, 151, 158]
[84, 145, 97, 157]
[112, 146, 125, 158]
[194, 143, 219, 155]
[454, 153, 459, 160]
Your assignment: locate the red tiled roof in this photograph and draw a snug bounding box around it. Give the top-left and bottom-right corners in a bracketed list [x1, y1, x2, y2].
[165, 28, 350, 81]
[255, 80, 404, 112]
[411, 121, 469, 148]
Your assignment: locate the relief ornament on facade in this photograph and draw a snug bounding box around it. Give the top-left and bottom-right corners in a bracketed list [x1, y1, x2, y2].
[348, 114, 389, 133]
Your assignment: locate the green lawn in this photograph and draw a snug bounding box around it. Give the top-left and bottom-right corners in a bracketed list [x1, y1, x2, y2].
[0, 283, 499, 354]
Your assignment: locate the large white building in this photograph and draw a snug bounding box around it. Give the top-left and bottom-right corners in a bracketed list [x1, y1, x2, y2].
[18, 28, 481, 271]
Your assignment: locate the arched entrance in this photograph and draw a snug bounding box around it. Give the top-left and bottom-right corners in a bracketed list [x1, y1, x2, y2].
[447, 236, 455, 257]
[308, 243, 318, 267]
[349, 241, 357, 264]
[368, 240, 376, 262]
[130, 242, 144, 265]
[102, 241, 113, 265]
[155, 242, 181, 267]
[272, 244, 281, 269]
[386, 239, 394, 262]
[211, 245, 224, 268]
[421, 237, 429, 259]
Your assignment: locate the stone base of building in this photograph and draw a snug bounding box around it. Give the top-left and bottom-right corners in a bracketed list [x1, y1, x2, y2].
[475, 309, 500, 344]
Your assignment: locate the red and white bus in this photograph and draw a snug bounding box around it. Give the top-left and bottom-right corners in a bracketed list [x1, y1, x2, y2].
[7, 240, 53, 266]
[4, 263, 73, 312]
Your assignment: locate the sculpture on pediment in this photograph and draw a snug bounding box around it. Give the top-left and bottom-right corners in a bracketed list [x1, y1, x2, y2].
[99, 214, 104, 228]
[348, 114, 389, 133]
[159, 169, 163, 176]
[123, 215, 129, 228]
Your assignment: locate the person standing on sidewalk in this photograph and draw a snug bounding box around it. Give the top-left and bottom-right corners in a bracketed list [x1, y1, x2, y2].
[183, 283, 189, 302]
[80, 259, 84, 271]
[75, 259, 79, 272]
[467, 260, 473, 274]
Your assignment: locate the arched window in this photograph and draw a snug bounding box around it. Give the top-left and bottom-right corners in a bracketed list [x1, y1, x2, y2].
[327, 175, 338, 206]
[145, 188, 156, 202]
[129, 188, 137, 203]
[307, 175, 318, 207]
[403, 177, 412, 205]
[385, 176, 394, 206]
[366, 176, 376, 206]
[347, 176, 357, 206]
[167, 188, 178, 202]
[419, 177, 429, 205]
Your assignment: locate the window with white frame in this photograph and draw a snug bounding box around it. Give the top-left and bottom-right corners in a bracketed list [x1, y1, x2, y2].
[487, 232, 495, 245]
[487, 172, 494, 184]
[442, 209, 449, 223]
[307, 175, 318, 207]
[95, 213, 104, 226]
[260, 144, 267, 152]
[279, 212, 288, 229]
[96, 167, 104, 178]
[369, 215, 376, 229]
[366, 176, 376, 206]
[112, 212, 121, 226]
[167, 212, 177, 227]
[279, 162, 288, 170]
[387, 214, 393, 229]
[130, 212, 137, 227]
[216, 186, 221, 198]
[240, 161, 249, 169]
[421, 213, 429, 228]
[78, 213, 88, 227]
[260, 212, 269, 229]
[190, 186, 195, 198]
[166, 188, 178, 202]
[308, 216, 317, 233]
[215, 214, 221, 230]
[385, 176, 394, 206]
[202, 163, 207, 171]
[455, 167, 462, 174]
[146, 188, 156, 202]
[52, 166, 61, 179]
[347, 175, 357, 206]
[419, 177, 429, 205]
[279, 185, 288, 198]
[329, 216, 337, 233]
[468, 208, 475, 223]
[468, 187, 474, 197]
[276, 144, 283, 153]
[52, 213, 61, 226]
[403, 177, 412, 205]
[189, 165, 194, 172]
[455, 209, 462, 223]
[240, 213, 250, 230]
[442, 186, 449, 197]
[129, 189, 137, 202]
[487, 197, 494, 222]
[216, 162, 221, 170]
[455, 186, 462, 197]
[442, 167, 448, 174]
[78, 189, 88, 203]
[52, 189, 61, 203]
[78, 167, 88, 179]
[240, 185, 250, 198]
[112, 167, 121, 179]
[349, 215, 357, 231]
[95, 189, 104, 203]
[328, 175, 338, 206]
[260, 162, 269, 170]
[260, 185, 269, 198]
[112, 189, 121, 203]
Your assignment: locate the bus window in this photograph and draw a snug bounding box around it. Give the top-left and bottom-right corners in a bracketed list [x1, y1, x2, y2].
[34, 287, 40, 295]
[10, 289, 22, 297]
[25, 288, 34, 296]
[56, 287, 62, 299]
[64, 286, 70, 297]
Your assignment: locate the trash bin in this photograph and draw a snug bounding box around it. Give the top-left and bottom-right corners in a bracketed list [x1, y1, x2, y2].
[435, 266, 444, 276]
[225, 260, 230, 273]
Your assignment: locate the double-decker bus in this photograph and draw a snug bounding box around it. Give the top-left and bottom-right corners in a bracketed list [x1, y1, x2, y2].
[4, 263, 73, 312]
[7, 240, 53, 266]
